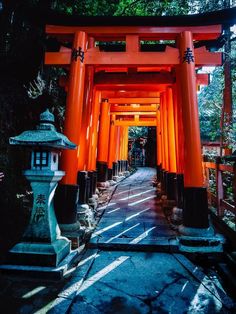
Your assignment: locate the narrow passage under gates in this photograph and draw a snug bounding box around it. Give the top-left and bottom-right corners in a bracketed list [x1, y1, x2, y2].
[89, 167, 177, 249]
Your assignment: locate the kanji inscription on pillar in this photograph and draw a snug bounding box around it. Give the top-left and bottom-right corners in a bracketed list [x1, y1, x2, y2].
[72, 47, 85, 63]
[33, 206, 46, 223]
[36, 194, 46, 205]
[182, 47, 194, 64]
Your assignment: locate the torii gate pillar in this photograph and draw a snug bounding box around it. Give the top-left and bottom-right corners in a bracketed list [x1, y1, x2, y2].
[97, 99, 110, 185]
[55, 31, 87, 231]
[178, 31, 209, 233]
[166, 86, 177, 200]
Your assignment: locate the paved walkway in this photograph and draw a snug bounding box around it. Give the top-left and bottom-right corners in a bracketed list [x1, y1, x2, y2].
[50, 168, 235, 313]
[89, 167, 177, 250]
[0, 168, 235, 313]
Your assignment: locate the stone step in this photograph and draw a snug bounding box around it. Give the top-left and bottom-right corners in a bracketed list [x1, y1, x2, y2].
[0, 249, 81, 281]
[87, 237, 179, 252]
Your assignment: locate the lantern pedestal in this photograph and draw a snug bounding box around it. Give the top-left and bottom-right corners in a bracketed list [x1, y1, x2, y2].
[7, 170, 71, 267]
[0, 109, 78, 278]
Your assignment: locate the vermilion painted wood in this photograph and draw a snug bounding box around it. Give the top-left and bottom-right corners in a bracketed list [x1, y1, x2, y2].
[77, 65, 94, 171]
[108, 115, 116, 169]
[97, 99, 110, 163]
[160, 97, 165, 170]
[102, 91, 160, 98]
[111, 112, 157, 117]
[178, 31, 203, 187]
[114, 120, 157, 127]
[46, 24, 222, 41]
[55, 74, 209, 91]
[156, 109, 162, 167]
[124, 127, 129, 160]
[109, 100, 159, 105]
[60, 31, 87, 185]
[88, 91, 101, 171]
[174, 66, 185, 175]
[95, 84, 168, 91]
[196, 73, 209, 86]
[162, 92, 169, 171]
[47, 22, 223, 188]
[166, 87, 177, 173]
[44, 48, 222, 66]
[172, 83, 180, 174]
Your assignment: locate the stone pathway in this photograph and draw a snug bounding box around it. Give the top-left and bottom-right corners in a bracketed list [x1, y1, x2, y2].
[0, 168, 235, 313]
[49, 168, 235, 313]
[89, 167, 178, 251]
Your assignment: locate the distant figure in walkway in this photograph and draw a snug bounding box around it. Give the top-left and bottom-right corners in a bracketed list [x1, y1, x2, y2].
[0, 172, 4, 182]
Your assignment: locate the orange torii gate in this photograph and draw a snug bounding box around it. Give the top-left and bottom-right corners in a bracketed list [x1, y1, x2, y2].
[45, 15, 225, 239]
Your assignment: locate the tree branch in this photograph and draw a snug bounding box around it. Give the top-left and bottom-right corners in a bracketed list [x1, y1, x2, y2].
[120, 0, 147, 15]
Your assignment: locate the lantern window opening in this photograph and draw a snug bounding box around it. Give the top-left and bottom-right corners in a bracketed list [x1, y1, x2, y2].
[34, 150, 49, 169]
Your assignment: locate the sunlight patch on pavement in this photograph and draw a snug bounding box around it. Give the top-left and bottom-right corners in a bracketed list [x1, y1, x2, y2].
[22, 286, 45, 299]
[114, 186, 143, 196]
[98, 202, 116, 210]
[129, 227, 156, 244]
[125, 208, 150, 221]
[91, 221, 122, 238]
[107, 207, 121, 214]
[78, 253, 100, 267]
[128, 195, 156, 206]
[76, 256, 130, 295]
[119, 188, 155, 201]
[105, 223, 140, 243]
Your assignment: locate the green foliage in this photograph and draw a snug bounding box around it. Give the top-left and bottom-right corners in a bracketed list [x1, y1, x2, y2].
[53, 0, 119, 16]
[114, 0, 190, 16]
[129, 127, 148, 139]
[198, 67, 224, 142]
[198, 36, 236, 148]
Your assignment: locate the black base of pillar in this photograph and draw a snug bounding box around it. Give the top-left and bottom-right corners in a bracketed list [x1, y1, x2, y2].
[166, 172, 176, 200]
[183, 187, 209, 229]
[108, 168, 113, 180]
[77, 171, 88, 204]
[156, 165, 161, 181]
[54, 184, 79, 224]
[97, 161, 108, 182]
[93, 171, 97, 194]
[88, 171, 94, 198]
[161, 170, 167, 194]
[121, 160, 124, 172]
[125, 160, 128, 171]
[112, 162, 118, 176]
[118, 160, 122, 173]
[85, 176, 90, 203]
[176, 174, 184, 208]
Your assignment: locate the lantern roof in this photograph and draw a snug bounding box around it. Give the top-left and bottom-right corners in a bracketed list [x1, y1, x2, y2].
[9, 109, 76, 150]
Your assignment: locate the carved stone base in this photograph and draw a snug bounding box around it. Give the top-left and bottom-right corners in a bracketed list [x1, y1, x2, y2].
[7, 237, 71, 267]
[59, 221, 81, 232]
[97, 181, 110, 188]
[88, 196, 98, 210]
[178, 225, 225, 253]
[77, 204, 95, 228]
[170, 207, 183, 225]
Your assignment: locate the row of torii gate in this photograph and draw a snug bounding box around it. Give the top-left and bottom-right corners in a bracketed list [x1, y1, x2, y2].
[45, 13, 226, 239]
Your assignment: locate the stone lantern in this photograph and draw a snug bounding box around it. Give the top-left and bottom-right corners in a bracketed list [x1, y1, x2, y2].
[7, 109, 76, 268]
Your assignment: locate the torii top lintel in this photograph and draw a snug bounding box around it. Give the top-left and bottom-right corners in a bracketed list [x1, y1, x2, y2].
[46, 24, 221, 41]
[45, 7, 236, 41]
[45, 8, 236, 67]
